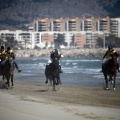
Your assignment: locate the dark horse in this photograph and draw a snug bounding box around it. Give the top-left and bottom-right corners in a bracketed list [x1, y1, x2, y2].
[102, 53, 117, 90]
[45, 58, 61, 91]
[0, 57, 14, 88]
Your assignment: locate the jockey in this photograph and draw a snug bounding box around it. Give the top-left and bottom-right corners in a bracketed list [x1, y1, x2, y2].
[0, 46, 6, 62]
[1, 47, 22, 73]
[103, 45, 120, 72]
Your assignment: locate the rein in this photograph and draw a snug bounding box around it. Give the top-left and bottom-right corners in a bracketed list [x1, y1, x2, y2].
[52, 58, 59, 67]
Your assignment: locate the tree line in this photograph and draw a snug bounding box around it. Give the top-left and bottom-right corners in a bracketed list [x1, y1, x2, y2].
[0, 34, 120, 50]
[0, 37, 19, 49]
[97, 35, 120, 48]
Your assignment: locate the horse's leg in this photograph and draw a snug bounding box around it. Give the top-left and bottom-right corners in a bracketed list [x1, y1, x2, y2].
[103, 73, 108, 89]
[2, 75, 5, 81]
[105, 76, 109, 89]
[49, 78, 52, 86]
[5, 76, 10, 89]
[109, 75, 112, 82]
[52, 77, 55, 91]
[45, 66, 49, 84]
[113, 74, 116, 90]
[11, 75, 14, 87]
[45, 77, 48, 84]
[56, 76, 60, 85]
[58, 75, 62, 85]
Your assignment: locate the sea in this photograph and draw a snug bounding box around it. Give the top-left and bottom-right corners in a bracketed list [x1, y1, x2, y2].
[14, 57, 120, 87]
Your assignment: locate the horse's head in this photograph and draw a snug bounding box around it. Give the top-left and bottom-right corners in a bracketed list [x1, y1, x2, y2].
[53, 58, 59, 66]
[8, 57, 14, 64]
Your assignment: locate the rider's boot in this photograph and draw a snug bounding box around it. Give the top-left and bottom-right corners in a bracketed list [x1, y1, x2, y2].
[14, 62, 22, 73]
[117, 63, 120, 72]
[45, 80, 48, 84]
[59, 65, 63, 73]
[17, 68, 22, 73]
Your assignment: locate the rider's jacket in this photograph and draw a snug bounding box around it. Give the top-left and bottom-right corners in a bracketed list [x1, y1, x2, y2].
[0, 50, 6, 61]
[5, 50, 15, 60]
[50, 50, 61, 60]
[103, 49, 116, 59]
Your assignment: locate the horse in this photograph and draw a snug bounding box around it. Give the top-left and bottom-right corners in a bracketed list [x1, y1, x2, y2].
[102, 53, 117, 90]
[45, 58, 61, 91]
[0, 57, 14, 88]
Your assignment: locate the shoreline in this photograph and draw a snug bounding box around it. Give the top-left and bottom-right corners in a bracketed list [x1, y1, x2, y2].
[14, 48, 120, 58]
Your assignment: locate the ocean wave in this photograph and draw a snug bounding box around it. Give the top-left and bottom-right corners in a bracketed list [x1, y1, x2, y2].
[62, 59, 101, 62]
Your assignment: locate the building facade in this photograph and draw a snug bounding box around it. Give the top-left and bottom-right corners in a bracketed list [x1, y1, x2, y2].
[0, 17, 120, 49]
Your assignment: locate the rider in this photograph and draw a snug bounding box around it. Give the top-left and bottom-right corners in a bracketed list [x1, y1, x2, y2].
[0, 47, 22, 73]
[103, 45, 120, 72]
[0, 45, 6, 62]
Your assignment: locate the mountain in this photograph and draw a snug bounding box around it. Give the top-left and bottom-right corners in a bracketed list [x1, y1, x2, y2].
[0, 0, 120, 30]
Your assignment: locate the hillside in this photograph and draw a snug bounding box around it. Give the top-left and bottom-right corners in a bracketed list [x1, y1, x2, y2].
[0, 0, 120, 30]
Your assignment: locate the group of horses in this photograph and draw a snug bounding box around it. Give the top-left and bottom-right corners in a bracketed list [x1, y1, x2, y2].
[45, 52, 118, 91]
[0, 57, 14, 89]
[0, 52, 118, 91]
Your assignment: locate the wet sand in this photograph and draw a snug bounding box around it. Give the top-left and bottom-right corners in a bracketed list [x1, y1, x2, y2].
[0, 74, 120, 120]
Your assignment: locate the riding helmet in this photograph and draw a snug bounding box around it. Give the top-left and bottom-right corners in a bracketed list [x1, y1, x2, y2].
[54, 49, 58, 54]
[7, 47, 11, 51]
[108, 45, 113, 50]
[1, 45, 4, 49]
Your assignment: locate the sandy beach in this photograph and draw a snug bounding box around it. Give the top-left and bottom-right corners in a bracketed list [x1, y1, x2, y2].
[0, 74, 120, 120]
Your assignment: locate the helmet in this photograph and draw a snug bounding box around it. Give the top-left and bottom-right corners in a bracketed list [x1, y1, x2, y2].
[54, 49, 58, 54]
[108, 45, 113, 50]
[7, 47, 11, 51]
[1, 45, 4, 50]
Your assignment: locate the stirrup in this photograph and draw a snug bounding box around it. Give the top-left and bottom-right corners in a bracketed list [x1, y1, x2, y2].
[18, 70, 22, 73]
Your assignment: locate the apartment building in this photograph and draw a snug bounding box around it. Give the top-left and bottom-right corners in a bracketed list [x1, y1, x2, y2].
[74, 32, 86, 48]
[0, 30, 106, 49]
[0, 30, 41, 49]
[33, 17, 120, 35]
[110, 18, 120, 37]
[32, 16, 120, 48]
[1, 17, 119, 49]
[34, 18, 50, 32]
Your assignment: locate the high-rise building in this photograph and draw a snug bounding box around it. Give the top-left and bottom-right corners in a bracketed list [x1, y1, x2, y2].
[0, 17, 120, 49]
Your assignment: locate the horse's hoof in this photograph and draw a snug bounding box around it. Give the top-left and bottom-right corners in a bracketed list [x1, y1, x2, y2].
[113, 88, 116, 91]
[59, 82, 62, 85]
[52, 88, 55, 91]
[56, 82, 59, 85]
[45, 81, 48, 84]
[5, 85, 9, 89]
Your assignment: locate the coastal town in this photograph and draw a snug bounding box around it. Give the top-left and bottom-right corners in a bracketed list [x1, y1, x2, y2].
[0, 17, 120, 50]
[0, 1, 120, 120]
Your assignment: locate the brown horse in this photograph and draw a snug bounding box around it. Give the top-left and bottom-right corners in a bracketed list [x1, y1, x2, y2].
[0, 57, 14, 88]
[102, 53, 117, 90]
[45, 58, 61, 91]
